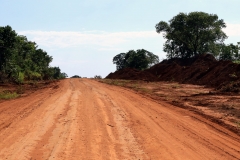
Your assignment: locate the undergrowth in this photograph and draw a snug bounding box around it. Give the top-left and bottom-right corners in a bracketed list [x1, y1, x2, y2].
[0, 91, 19, 99]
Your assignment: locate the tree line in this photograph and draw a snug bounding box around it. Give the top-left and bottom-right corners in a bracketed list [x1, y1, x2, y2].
[113, 12, 240, 71]
[0, 25, 67, 83]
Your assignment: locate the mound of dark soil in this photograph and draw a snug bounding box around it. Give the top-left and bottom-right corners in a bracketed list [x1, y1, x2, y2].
[106, 54, 240, 92]
[106, 68, 158, 81]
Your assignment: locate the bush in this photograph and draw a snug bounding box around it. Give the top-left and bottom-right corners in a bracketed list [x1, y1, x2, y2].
[25, 71, 42, 80]
[0, 91, 19, 99]
[14, 72, 25, 84]
[94, 75, 102, 79]
[71, 75, 81, 78]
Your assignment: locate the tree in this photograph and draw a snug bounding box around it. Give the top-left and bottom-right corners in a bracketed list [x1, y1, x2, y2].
[71, 75, 81, 78]
[218, 43, 240, 61]
[0, 25, 68, 82]
[113, 49, 159, 70]
[94, 75, 102, 79]
[156, 12, 227, 59]
[59, 72, 68, 79]
[0, 26, 17, 71]
[113, 53, 126, 70]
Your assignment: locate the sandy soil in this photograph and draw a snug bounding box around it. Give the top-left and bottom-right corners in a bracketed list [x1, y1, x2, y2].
[101, 79, 240, 134]
[0, 78, 239, 160]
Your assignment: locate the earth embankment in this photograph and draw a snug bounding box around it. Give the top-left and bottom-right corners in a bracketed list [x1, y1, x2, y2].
[106, 54, 240, 91]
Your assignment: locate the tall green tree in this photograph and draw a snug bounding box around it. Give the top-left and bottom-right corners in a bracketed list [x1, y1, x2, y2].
[0, 26, 17, 71]
[113, 49, 159, 70]
[155, 12, 227, 59]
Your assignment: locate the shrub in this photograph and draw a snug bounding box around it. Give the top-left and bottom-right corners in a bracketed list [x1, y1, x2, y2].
[94, 75, 102, 79]
[0, 91, 19, 99]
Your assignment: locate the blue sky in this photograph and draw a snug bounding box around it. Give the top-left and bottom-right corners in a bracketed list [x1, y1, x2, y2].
[1, 0, 240, 77]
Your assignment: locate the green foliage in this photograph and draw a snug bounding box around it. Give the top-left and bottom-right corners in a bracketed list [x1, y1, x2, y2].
[71, 75, 81, 78]
[113, 53, 126, 70]
[0, 91, 19, 99]
[16, 72, 25, 84]
[59, 72, 68, 79]
[155, 12, 227, 59]
[25, 71, 42, 80]
[216, 43, 240, 61]
[94, 75, 102, 79]
[113, 49, 159, 70]
[0, 25, 67, 83]
[233, 60, 240, 64]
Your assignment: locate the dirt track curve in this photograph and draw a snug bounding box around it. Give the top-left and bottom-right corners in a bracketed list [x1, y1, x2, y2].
[0, 79, 239, 160]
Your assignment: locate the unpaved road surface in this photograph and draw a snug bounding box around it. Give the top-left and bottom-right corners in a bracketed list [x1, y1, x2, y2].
[0, 79, 239, 160]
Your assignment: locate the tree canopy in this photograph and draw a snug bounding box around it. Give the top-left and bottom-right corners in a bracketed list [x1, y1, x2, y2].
[214, 43, 240, 61]
[0, 25, 67, 83]
[155, 12, 228, 59]
[113, 49, 159, 70]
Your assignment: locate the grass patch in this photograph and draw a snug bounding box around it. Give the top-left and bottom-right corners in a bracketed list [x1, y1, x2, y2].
[137, 87, 151, 94]
[131, 83, 140, 89]
[0, 91, 19, 100]
[99, 79, 128, 87]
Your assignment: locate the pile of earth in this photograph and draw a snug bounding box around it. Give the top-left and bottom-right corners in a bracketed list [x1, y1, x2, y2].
[106, 68, 158, 81]
[106, 54, 240, 92]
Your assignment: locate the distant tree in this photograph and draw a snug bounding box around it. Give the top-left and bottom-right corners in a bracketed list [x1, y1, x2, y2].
[94, 75, 102, 79]
[59, 72, 68, 79]
[113, 53, 126, 70]
[155, 12, 227, 59]
[217, 43, 240, 61]
[113, 49, 159, 70]
[71, 75, 81, 78]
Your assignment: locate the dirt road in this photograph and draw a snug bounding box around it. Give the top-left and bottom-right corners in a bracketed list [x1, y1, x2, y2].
[0, 79, 239, 160]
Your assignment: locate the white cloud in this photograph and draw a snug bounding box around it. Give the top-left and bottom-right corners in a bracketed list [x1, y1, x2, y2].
[19, 30, 160, 49]
[223, 23, 240, 36]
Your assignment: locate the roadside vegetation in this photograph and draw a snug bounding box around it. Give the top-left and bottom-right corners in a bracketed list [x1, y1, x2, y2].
[0, 25, 68, 100]
[94, 75, 102, 79]
[0, 25, 67, 84]
[71, 75, 81, 78]
[0, 91, 19, 99]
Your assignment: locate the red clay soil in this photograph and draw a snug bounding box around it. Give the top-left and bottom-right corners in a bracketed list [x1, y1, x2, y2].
[106, 54, 240, 91]
[1, 79, 240, 159]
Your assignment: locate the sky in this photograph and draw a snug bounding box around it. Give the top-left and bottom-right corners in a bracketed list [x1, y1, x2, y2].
[1, 0, 240, 78]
